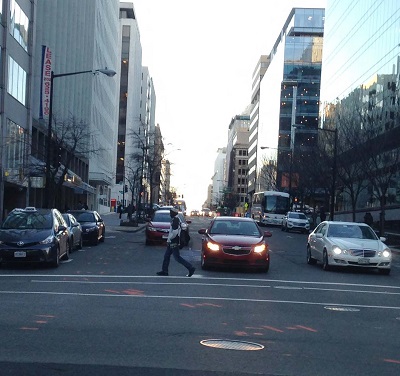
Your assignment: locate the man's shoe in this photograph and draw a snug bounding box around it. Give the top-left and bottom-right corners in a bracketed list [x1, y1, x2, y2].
[156, 271, 168, 276]
[187, 268, 196, 277]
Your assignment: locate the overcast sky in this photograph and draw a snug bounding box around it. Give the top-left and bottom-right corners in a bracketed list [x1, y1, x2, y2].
[132, 0, 326, 210]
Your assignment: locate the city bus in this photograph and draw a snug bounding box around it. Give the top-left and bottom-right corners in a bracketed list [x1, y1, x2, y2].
[173, 199, 187, 215]
[251, 191, 290, 226]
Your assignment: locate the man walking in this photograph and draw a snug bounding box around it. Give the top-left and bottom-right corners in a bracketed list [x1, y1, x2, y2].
[156, 207, 195, 277]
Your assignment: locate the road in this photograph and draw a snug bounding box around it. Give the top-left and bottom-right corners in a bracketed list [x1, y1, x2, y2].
[0, 214, 399, 375]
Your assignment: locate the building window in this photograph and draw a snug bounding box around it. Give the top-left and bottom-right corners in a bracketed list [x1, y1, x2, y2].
[9, 0, 29, 51]
[5, 119, 27, 171]
[7, 56, 26, 105]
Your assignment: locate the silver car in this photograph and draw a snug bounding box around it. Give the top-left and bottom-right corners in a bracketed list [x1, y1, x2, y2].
[62, 213, 83, 250]
[307, 221, 391, 274]
[282, 211, 310, 233]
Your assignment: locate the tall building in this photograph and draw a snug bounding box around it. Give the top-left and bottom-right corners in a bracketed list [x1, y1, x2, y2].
[32, 0, 120, 213]
[211, 147, 227, 209]
[226, 111, 251, 213]
[320, 0, 400, 224]
[250, 8, 324, 202]
[0, 0, 35, 221]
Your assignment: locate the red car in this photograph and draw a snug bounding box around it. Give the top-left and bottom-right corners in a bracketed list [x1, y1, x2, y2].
[145, 209, 191, 245]
[198, 217, 272, 272]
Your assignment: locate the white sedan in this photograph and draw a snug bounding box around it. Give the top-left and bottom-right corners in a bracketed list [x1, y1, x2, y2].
[307, 221, 391, 275]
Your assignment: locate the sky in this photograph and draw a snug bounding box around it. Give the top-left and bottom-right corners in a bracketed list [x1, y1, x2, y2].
[132, 0, 326, 210]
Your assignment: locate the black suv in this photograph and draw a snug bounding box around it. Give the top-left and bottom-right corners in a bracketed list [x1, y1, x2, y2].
[0, 207, 69, 267]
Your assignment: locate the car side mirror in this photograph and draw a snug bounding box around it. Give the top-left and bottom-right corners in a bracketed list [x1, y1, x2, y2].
[264, 231, 272, 237]
[316, 233, 323, 238]
[380, 236, 387, 242]
[198, 228, 206, 234]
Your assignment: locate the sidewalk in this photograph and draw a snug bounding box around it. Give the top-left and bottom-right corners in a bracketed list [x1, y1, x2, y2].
[102, 211, 146, 233]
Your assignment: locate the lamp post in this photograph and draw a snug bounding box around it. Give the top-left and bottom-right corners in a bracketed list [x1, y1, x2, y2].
[44, 68, 116, 208]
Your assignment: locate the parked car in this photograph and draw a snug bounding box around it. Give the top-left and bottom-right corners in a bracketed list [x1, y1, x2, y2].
[62, 213, 83, 250]
[307, 221, 391, 274]
[281, 211, 310, 233]
[145, 209, 191, 245]
[67, 210, 105, 245]
[0, 207, 69, 267]
[198, 216, 272, 272]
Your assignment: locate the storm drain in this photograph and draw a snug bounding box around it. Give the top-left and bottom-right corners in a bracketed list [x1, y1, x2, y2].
[324, 306, 360, 312]
[200, 339, 264, 351]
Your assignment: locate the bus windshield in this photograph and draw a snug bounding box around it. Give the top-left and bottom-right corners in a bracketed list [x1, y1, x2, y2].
[265, 195, 289, 214]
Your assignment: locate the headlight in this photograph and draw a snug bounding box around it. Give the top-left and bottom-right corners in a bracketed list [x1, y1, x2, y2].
[40, 235, 54, 244]
[332, 246, 342, 255]
[379, 248, 391, 258]
[254, 244, 266, 253]
[206, 241, 220, 251]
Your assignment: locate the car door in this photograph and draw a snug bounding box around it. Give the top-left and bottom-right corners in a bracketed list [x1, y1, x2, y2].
[312, 223, 328, 261]
[54, 211, 68, 256]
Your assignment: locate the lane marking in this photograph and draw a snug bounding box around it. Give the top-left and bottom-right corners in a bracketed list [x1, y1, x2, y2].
[0, 274, 398, 290]
[0, 290, 399, 310]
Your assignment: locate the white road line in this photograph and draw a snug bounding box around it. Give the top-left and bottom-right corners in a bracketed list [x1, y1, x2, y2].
[1, 274, 399, 290]
[0, 290, 399, 310]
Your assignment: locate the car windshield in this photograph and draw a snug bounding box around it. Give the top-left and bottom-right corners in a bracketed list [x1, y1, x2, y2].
[289, 213, 307, 219]
[70, 212, 96, 222]
[327, 224, 378, 240]
[152, 212, 170, 222]
[210, 220, 261, 237]
[1, 211, 53, 230]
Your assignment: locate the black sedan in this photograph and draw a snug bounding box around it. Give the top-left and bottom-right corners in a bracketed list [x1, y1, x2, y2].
[68, 210, 105, 245]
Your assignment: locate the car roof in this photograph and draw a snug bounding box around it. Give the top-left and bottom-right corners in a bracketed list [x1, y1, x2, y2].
[322, 221, 369, 226]
[213, 216, 255, 223]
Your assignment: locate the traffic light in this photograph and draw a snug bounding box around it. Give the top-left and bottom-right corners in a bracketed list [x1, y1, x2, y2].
[124, 184, 128, 192]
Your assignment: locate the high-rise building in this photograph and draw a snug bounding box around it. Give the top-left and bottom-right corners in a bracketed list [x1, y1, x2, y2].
[320, 0, 400, 224]
[31, 0, 120, 213]
[249, 8, 324, 203]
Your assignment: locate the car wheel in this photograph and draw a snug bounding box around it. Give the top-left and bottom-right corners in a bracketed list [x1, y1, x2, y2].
[51, 248, 60, 268]
[77, 236, 83, 250]
[201, 254, 209, 270]
[307, 245, 317, 265]
[62, 242, 70, 261]
[322, 249, 330, 271]
[379, 268, 391, 275]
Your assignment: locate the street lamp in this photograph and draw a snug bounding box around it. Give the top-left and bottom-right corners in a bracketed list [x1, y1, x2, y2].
[44, 67, 116, 208]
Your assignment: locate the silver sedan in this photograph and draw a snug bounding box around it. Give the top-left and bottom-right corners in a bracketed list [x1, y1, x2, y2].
[307, 221, 391, 275]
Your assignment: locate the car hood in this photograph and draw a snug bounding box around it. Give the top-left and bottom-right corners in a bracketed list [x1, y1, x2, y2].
[331, 238, 386, 251]
[209, 234, 263, 246]
[0, 228, 52, 242]
[80, 222, 98, 229]
[149, 221, 170, 229]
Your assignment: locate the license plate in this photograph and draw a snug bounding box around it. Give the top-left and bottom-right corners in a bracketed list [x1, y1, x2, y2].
[358, 258, 370, 264]
[14, 251, 26, 258]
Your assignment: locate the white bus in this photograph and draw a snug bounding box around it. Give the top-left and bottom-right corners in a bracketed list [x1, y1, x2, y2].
[251, 191, 290, 226]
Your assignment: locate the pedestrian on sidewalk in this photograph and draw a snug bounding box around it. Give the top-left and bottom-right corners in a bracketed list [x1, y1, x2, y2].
[156, 207, 195, 277]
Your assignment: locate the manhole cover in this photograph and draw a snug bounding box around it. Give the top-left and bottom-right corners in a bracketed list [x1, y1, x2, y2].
[200, 339, 264, 351]
[324, 306, 360, 312]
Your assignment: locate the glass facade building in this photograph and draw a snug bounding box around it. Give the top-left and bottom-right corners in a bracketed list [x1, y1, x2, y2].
[320, 0, 400, 224]
[255, 8, 324, 197]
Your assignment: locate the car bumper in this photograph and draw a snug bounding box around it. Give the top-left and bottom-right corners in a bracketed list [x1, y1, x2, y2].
[202, 250, 269, 269]
[146, 230, 169, 244]
[0, 247, 57, 264]
[329, 255, 391, 269]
